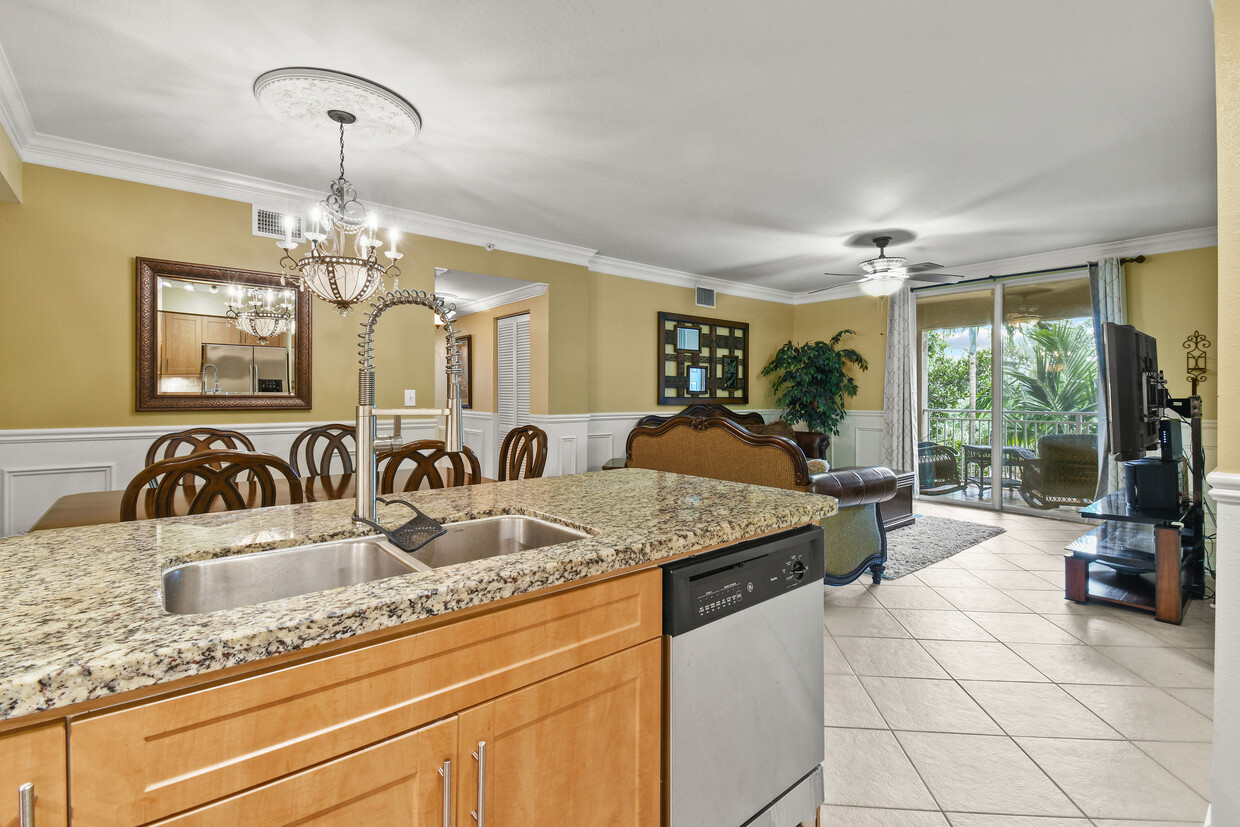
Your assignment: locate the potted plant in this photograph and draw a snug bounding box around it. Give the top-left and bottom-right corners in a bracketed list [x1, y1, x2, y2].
[761, 330, 868, 438]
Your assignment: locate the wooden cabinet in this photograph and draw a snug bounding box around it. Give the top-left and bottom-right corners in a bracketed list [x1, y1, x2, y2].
[199, 316, 242, 346]
[0, 723, 68, 827]
[160, 312, 201, 375]
[457, 639, 662, 826]
[148, 717, 457, 827]
[69, 570, 661, 826]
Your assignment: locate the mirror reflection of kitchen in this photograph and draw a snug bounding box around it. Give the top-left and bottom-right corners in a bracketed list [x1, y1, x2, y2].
[156, 276, 296, 396]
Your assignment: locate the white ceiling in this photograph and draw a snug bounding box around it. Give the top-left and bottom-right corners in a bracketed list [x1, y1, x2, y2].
[434, 269, 542, 315]
[0, 0, 1217, 294]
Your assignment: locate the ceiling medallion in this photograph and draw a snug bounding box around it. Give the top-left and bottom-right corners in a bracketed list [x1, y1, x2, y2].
[255, 68, 421, 314]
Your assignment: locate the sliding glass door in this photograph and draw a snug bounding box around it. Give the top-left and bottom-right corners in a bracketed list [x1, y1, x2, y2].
[916, 273, 1100, 516]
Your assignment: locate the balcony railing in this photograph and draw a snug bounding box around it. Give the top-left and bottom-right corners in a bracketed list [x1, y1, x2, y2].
[922, 408, 1098, 454]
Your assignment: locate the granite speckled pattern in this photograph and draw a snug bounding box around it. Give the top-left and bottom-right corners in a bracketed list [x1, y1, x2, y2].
[0, 469, 835, 720]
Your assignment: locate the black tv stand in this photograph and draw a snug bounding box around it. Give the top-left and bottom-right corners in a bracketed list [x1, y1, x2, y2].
[1065, 395, 1206, 625]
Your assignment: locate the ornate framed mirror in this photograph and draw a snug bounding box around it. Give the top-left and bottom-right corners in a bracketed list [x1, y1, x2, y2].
[136, 258, 313, 411]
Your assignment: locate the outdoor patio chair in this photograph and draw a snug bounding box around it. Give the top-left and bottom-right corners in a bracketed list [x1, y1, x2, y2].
[917, 441, 966, 494]
[1018, 433, 1099, 509]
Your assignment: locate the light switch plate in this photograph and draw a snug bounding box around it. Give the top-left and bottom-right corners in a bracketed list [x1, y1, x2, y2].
[404, 389, 416, 406]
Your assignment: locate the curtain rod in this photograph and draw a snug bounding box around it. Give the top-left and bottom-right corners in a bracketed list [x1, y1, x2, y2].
[910, 255, 1145, 293]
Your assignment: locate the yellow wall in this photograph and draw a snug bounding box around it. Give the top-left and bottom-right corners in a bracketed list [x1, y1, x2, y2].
[1219, 2, 1240, 470]
[1126, 247, 1219, 420]
[0, 120, 19, 202]
[0, 165, 434, 429]
[586, 277, 794, 411]
[791, 296, 888, 411]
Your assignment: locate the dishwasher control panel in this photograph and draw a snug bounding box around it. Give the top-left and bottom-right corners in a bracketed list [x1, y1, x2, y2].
[663, 525, 825, 634]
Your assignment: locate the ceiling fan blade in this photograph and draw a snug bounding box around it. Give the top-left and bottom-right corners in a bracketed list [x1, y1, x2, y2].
[807, 278, 864, 295]
[907, 272, 967, 284]
[905, 261, 943, 274]
[822, 271, 860, 277]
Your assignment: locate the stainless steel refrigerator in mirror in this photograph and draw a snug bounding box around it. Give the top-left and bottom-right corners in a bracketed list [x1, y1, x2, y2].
[200, 344, 290, 395]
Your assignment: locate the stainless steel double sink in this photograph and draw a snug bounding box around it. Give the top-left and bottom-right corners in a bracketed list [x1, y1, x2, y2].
[162, 515, 589, 615]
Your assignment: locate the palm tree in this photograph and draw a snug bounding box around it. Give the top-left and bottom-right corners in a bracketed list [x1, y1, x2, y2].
[1003, 320, 1098, 415]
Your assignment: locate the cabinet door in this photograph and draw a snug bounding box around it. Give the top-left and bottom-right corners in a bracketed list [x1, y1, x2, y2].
[457, 640, 661, 826]
[200, 315, 241, 345]
[149, 717, 457, 827]
[0, 723, 68, 827]
[162, 312, 202, 374]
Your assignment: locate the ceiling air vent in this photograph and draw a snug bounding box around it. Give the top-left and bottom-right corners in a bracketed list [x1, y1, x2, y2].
[252, 205, 304, 242]
[695, 286, 716, 308]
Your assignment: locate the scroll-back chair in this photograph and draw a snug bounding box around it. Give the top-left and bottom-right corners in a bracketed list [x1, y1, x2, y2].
[498, 425, 548, 481]
[144, 428, 257, 488]
[289, 424, 357, 476]
[120, 450, 302, 521]
[378, 440, 483, 493]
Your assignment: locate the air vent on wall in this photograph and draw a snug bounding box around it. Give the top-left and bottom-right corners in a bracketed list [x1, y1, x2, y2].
[252, 205, 304, 242]
[695, 286, 716, 308]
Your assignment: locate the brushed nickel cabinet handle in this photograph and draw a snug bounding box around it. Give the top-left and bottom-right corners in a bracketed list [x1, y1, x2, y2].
[471, 741, 486, 825]
[439, 759, 452, 827]
[18, 782, 33, 827]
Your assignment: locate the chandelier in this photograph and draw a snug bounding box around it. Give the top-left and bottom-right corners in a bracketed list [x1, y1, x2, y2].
[225, 287, 294, 344]
[276, 111, 403, 314]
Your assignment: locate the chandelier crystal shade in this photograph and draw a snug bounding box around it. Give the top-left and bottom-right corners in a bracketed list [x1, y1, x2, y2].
[225, 287, 295, 344]
[276, 111, 402, 314]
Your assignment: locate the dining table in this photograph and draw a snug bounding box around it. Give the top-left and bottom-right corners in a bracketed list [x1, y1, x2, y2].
[29, 469, 495, 532]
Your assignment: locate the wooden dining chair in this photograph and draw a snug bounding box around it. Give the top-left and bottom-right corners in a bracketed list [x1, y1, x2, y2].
[120, 450, 302, 521]
[497, 425, 548, 481]
[289, 424, 356, 476]
[378, 440, 482, 493]
[145, 428, 257, 466]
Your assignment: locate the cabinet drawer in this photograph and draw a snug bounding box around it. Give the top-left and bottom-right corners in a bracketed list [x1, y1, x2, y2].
[149, 717, 455, 827]
[0, 723, 68, 827]
[70, 569, 660, 826]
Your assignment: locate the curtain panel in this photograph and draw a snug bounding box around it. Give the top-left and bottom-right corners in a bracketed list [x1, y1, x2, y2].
[1089, 258, 1127, 497]
[882, 285, 918, 480]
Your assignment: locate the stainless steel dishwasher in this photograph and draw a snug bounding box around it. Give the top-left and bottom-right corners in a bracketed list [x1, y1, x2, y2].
[663, 524, 826, 827]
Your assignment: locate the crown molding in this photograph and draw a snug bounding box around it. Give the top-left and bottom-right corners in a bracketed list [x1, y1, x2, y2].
[588, 255, 797, 304]
[0, 45, 34, 150]
[941, 227, 1219, 280]
[451, 282, 548, 318]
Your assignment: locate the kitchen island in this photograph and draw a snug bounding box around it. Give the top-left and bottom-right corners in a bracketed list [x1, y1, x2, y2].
[0, 469, 835, 826]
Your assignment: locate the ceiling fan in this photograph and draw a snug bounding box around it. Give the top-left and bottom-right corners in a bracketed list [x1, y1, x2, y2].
[811, 236, 968, 297]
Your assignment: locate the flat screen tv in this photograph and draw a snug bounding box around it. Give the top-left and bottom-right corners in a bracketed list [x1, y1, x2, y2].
[1101, 322, 1164, 461]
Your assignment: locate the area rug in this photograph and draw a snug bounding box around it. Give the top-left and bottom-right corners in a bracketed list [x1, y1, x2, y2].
[882, 515, 1006, 580]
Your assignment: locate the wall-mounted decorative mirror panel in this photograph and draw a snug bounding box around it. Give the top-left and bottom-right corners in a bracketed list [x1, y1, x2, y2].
[136, 258, 312, 410]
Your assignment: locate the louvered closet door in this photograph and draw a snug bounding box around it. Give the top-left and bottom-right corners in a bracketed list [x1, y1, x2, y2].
[497, 313, 531, 443]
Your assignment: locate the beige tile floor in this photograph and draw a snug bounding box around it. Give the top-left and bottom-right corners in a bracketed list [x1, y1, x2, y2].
[817, 500, 1214, 827]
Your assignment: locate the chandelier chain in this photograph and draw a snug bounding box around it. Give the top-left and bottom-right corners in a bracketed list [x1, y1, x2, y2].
[338, 121, 346, 181]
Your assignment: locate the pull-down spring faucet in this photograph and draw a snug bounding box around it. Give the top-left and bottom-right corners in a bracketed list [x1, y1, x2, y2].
[201, 363, 220, 394]
[353, 290, 463, 537]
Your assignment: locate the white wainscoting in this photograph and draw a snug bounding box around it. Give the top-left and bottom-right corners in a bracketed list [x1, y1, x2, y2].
[826, 410, 885, 469]
[0, 419, 439, 537]
[529, 415, 590, 477]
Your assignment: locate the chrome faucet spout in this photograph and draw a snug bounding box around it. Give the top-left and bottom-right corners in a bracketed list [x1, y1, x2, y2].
[201, 363, 220, 394]
[353, 289, 463, 525]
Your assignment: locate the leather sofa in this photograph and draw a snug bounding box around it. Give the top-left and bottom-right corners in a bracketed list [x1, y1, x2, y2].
[625, 415, 898, 584]
[635, 403, 829, 461]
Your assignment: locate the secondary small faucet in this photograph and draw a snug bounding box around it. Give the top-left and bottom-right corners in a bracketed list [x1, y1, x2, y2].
[353, 289, 463, 532]
[201, 363, 220, 394]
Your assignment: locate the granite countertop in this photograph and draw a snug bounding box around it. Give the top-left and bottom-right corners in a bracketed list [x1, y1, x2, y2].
[0, 469, 836, 721]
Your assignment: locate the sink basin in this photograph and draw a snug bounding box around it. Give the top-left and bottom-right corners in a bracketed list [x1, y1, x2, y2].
[161, 515, 590, 614]
[162, 538, 420, 614]
[405, 514, 590, 570]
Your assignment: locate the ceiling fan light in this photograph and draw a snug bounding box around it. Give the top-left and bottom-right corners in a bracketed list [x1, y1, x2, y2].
[861, 278, 904, 297]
